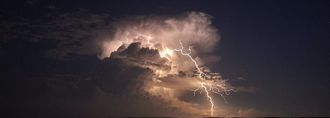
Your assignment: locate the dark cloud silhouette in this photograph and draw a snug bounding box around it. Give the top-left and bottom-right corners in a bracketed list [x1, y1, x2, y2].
[0, 42, 194, 117]
[0, 10, 112, 60]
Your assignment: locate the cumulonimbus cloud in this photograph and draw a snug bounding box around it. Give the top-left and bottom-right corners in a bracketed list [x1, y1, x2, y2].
[0, 10, 259, 116]
[91, 12, 237, 116]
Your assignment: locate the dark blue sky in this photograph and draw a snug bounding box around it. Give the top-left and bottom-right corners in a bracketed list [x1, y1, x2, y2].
[0, 0, 329, 116]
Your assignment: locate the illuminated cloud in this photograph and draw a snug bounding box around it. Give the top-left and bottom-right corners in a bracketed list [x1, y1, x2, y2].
[92, 12, 236, 116]
[98, 11, 220, 59]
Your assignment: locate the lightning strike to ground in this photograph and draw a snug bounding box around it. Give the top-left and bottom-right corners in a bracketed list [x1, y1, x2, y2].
[128, 33, 234, 116]
[170, 39, 233, 116]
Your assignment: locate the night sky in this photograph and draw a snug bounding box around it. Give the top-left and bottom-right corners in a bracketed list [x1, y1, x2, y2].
[0, 0, 329, 117]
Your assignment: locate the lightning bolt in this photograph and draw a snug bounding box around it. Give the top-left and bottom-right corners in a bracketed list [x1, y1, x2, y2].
[132, 34, 233, 116]
[201, 82, 215, 116]
[172, 40, 233, 116]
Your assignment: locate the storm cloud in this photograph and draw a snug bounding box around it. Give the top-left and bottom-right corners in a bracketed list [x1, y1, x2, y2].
[0, 9, 257, 117]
